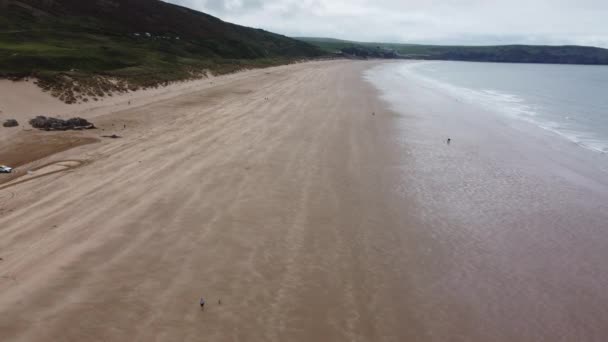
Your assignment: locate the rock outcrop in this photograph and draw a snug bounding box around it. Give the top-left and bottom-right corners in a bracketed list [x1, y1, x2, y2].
[3, 119, 19, 127]
[29, 116, 95, 131]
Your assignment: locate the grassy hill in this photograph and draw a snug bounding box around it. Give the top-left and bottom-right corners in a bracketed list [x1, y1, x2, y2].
[298, 37, 608, 65]
[0, 0, 324, 102]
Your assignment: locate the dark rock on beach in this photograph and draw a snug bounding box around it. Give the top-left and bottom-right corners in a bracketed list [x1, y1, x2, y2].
[3, 119, 19, 127]
[29, 116, 95, 131]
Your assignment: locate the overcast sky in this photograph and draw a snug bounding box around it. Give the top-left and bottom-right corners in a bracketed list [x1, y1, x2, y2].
[165, 0, 608, 47]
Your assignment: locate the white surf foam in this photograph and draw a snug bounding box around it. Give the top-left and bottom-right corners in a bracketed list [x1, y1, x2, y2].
[392, 62, 608, 154]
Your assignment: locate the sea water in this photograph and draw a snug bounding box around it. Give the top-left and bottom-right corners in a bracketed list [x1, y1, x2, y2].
[392, 61, 608, 153]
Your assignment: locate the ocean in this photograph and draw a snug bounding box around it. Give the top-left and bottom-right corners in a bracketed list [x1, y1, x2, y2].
[387, 61, 608, 153]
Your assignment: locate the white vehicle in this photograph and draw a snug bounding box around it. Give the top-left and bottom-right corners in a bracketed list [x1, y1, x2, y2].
[0, 165, 13, 173]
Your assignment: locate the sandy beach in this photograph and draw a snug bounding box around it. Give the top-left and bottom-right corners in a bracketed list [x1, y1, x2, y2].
[2, 59, 608, 342]
[0, 60, 423, 341]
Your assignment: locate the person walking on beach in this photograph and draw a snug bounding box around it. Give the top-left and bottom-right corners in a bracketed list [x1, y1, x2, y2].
[447, 138, 452, 145]
[200, 297, 205, 309]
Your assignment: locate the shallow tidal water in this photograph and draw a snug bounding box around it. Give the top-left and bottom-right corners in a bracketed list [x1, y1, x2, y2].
[397, 61, 608, 153]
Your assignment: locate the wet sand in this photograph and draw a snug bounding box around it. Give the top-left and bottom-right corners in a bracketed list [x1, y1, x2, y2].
[367, 62, 608, 341]
[2, 59, 608, 342]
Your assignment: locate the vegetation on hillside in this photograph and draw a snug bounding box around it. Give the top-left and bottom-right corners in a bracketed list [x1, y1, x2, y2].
[299, 37, 608, 65]
[0, 0, 324, 103]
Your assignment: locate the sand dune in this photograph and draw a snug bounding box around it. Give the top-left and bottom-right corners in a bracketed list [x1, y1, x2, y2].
[0, 60, 426, 341]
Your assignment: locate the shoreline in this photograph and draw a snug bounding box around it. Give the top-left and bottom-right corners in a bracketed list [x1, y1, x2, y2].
[365, 61, 608, 341]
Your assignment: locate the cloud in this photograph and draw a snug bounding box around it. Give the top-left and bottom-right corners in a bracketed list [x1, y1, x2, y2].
[164, 0, 608, 47]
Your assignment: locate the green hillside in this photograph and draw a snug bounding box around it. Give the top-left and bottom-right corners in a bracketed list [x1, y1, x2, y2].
[0, 0, 324, 102]
[298, 37, 608, 65]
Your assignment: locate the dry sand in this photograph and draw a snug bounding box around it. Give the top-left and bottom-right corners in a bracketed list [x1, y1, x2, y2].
[0, 60, 428, 341]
